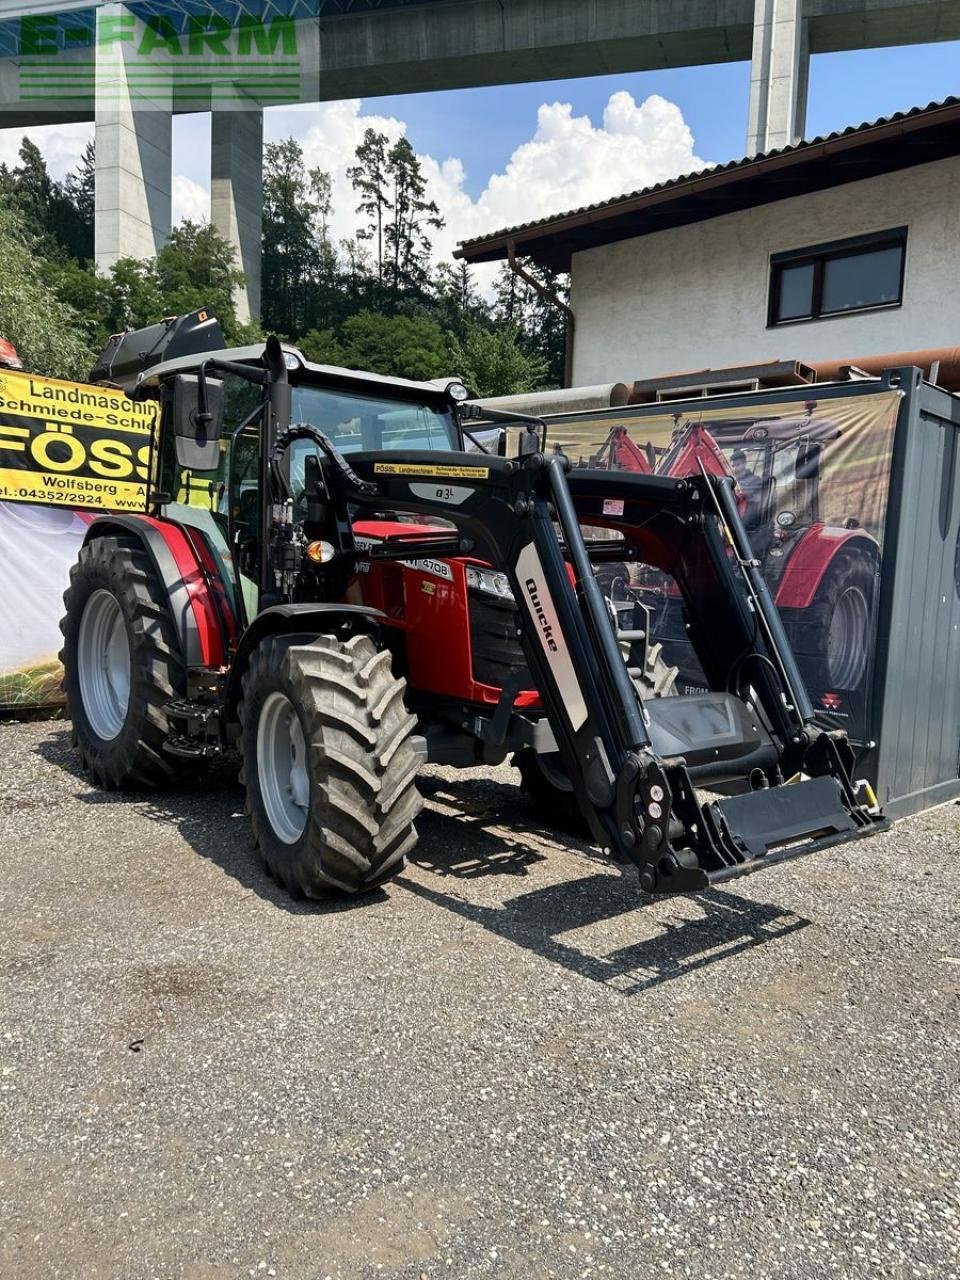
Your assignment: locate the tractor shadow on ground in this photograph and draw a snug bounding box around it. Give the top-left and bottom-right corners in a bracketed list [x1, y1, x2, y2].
[404, 773, 811, 996]
[35, 727, 385, 916]
[38, 730, 812, 962]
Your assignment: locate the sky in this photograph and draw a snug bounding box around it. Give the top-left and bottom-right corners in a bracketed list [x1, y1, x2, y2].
[0, 38, 958, 282]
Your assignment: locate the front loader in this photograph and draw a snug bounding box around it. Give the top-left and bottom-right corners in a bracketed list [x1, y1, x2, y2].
[60, 312, 886, 899]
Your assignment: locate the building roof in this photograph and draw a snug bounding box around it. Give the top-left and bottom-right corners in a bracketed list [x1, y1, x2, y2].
[455, 97, 960, 272]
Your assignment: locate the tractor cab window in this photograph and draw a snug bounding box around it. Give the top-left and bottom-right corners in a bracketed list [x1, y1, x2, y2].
[291, 384, 456, 451]
[156, 374, 265, 618]
[287, 383, 458, 517]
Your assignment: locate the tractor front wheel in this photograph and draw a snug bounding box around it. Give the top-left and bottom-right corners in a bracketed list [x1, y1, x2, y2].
[239, 632, 422, 897]
[60, 533, 188, 789]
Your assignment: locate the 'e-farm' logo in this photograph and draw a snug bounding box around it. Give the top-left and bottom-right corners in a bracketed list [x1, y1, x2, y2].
[17, 10, 300, 109]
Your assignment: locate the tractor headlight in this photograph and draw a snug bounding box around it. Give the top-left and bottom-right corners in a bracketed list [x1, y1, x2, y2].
[465, 564, 514, 601]
[447, 380, 470, 403]
[776, 510, 797, 528]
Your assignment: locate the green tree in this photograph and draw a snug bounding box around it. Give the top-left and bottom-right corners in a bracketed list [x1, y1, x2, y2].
[491, 261, 568, 388]
[60, 140, 96, 261]
[385, 136, 442, 299]
[8, 138, 54, 231]
[321, 310, 456, 381]
[0, 204, 92, 378]
[156, 221, 244, 338]
[433, 260, 484, 339]
[99, 257, 164, 334]
[298, 326, 346, 366]
[262, 138, 338, 337]
[347, 129, 391, 288]
[2, 137, 92, 265]
[453, 323, 549, 398]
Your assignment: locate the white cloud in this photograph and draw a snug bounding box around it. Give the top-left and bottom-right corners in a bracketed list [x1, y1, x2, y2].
[172, 173, 209, 226]
[293, 91, 704, 289]
[0, 122, 92, 180]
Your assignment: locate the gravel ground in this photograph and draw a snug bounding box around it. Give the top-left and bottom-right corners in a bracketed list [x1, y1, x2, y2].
[1, 718, 958, 1280]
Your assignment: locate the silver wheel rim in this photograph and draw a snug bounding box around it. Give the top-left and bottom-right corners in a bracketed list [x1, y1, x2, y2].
[827, 585, 870, 689]
[77, 589, 131, 741]
[257, 692, 310, 844]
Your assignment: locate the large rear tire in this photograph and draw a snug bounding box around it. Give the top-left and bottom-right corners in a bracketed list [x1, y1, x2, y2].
[806, 549, 877, 693]
[239, 632, 422, 897]
[59, 533, 187, 789]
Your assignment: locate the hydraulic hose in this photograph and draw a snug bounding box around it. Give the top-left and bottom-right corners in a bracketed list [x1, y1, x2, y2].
[270, 423, 378, 499]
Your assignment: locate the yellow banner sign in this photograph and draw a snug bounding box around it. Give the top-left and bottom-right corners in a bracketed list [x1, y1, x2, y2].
[373, 462, 489, 480]
[0, 369, 158, 511]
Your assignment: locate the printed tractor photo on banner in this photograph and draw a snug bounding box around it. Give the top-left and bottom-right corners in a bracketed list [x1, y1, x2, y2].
[542, 389, 900, 746]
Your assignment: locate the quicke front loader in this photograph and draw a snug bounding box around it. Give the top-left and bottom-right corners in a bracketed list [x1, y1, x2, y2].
[60, 312, 886, 898]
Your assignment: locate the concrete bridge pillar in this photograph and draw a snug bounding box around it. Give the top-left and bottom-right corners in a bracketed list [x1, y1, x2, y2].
[93, 4, 171, 273]
[211, 109, 263, 325]
[746, 0, 810, 155]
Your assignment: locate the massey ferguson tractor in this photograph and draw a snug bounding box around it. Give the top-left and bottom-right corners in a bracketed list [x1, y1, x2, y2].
[589, 410, 880, 698]
[60, 311, 885, 900]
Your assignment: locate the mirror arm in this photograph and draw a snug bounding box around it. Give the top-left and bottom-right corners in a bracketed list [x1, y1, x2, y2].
[196, 357, 269, 429]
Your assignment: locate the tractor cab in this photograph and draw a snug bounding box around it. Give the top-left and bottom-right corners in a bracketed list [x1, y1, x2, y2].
[99, 311, 476, 631]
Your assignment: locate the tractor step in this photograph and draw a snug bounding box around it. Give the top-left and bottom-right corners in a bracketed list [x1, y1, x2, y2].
[164, 734, 222, 760]
[164, 698, 218, 725]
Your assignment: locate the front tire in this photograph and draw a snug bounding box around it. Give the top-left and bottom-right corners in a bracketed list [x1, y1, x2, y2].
[60, 534, 187, 789]
[239, 632, 422, 897]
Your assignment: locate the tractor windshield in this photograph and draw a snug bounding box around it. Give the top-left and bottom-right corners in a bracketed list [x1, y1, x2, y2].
[291, 384, 458, 454]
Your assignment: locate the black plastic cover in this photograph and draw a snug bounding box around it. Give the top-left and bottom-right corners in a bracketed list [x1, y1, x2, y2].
[89, 308, 224, 391]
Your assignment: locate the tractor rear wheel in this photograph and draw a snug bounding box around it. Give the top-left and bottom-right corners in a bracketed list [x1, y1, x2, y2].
[807, 549, 877, 693]
[239, 632, 422, 897]
[515, 642, 678, 832]
[60, 533, 187, 789]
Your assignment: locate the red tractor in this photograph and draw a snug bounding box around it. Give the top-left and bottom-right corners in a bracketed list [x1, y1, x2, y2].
[590, 410, 880, 698]
[59, 312, 884, 901]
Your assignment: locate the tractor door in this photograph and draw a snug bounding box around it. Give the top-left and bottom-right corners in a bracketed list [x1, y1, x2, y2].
[155, 373, 265, 623]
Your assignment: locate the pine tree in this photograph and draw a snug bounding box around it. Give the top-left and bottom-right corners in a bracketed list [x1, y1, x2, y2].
[59, 140, 95, 261]
[385, 136, 442, 300]
[10, 138, 54, 230]
[347, 129, 391, 287]
[434, 260, 483, 339]
[262, 138, 331, 337]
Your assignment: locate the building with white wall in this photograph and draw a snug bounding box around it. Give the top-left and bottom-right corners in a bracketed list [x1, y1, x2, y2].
[457, 99, 960, 387]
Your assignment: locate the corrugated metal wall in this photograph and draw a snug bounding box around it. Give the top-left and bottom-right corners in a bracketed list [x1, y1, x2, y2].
[875, 372, 960, 816]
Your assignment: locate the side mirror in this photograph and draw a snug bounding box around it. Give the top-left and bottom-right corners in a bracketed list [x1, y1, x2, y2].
[795, 440, 821, 481]
[168, 373, 224, 470]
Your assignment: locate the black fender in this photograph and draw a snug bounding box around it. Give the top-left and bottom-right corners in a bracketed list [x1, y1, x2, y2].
[78, 514, 214, 667]
[226, 602, 386, 711]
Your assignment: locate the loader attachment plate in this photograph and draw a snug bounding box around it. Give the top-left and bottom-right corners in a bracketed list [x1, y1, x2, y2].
[700, 775, 888, 885]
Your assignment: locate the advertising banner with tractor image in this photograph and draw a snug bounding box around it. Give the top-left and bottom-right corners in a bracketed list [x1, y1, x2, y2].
[547, 389, 902, 744]
[0, 369, 156, 711]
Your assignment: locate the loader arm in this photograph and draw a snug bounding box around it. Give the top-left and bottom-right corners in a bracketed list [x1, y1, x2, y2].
[325, 446, 886, 892]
